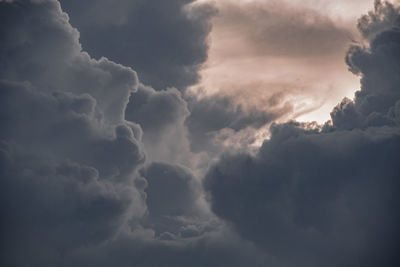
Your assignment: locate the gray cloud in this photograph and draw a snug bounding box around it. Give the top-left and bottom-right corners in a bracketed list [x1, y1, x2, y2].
[0, 1, 277, 266]
[357, 0, 400, 40]
[0, 143, 144, 266]
[338, 1, 400, 129]
[142, 162, 200, 217]
[59, 0, 216, 90]
[205, 122, 400, 266]
[0, 1, 143, 265]
[0, 81, 145, 266]
[186, 94, 290, 153]
[205, 2, 400, 266]
[139, 162, 207, 240]
[3, 0, 400, 266]
[125, 84, 197, 166]
[63, 230, 274, 267]
[57, 0, 298, 158]
[126, 85, 189, 134]
[0, 0, 138, 124]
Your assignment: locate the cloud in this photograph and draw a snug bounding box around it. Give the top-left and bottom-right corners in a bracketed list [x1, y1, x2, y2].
[125, 84, 198, 166]
[59, 0, 216, 90]
[357, 0, 400, 39]
[338, 0, 400, 129]
[191, 0, 361, 123]
[185, 94, 290, 153]
[142, 162, 200, 217]
[126, 85, 189, 134]
[57, 0, 219, 166]
[0, 1, 275, 266]
[213, 1, 353, 59]
[0, 0, 138, 124]
[0, 81, 146, 266]
[205, 2, 400, 266]
[2, 0, 400, 266]
[0, 142, 145, 266]
[0, 0, 144, 265]
[64, 230, 274, 267]
[139, 162, 208, 240]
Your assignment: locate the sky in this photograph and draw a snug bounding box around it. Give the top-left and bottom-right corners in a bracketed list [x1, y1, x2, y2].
[192, 0, 375, 124]
[1, 0, 400, 266]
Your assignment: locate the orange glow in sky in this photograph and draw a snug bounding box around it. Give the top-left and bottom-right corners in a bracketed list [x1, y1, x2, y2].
[190, 0, 377, 124]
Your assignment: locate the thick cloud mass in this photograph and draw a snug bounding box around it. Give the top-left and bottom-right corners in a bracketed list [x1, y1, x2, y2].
[58, 0, 288, 155]
[143, 162, 199, 217]
[2, 0, 400, 266]
[125, 85, 194, 165]
[205, 2, 400, 266]
[0, 1, 273, 266]
[138, 162, 209, 240]
[60, 0, 215, 90]
[0, 1, 146, 265]
[0, 1, 138, 124]
[206, 123, 400, 266]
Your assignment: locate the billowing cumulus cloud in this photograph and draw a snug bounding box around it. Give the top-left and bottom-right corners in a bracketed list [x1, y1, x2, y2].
[2, 0, 400, 266]
[59, 0, 223, 166]
[58, 0, 338, 152]
[125, 85, 196, 166]
[205, 2, 400, 266]
[143, 162, 200, 217]
[0, 1, 146, 264]
[0, 1, 274, 266]
[139, 162, 208, 240]
[0, 1, 138, 124]
[60, 0, 216, 90]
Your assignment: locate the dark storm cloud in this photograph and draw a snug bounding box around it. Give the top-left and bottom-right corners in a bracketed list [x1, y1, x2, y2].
[0, 80, 145, 266]
[0, 141, 144, 266]
[60, 0, 216, 90]
[126, 84, 189, 136]
[142, 162, 200, 217]
[139, 162, 206, 239]
[205, 123, 400, 267]
[0, 81, 145, 180]
[357, 0, 400, 40]
[65, 230, 274, 267]
[58, 0, 290, 156]
[3, 0, 400, 266]
[0, 0, 139, 124]
[0, 0, 146, 181]
[0, 1, 147, 264]
[205, 2, 400, 267]
[125, 84, 195, 165]
[0, 1, 276, 266]
[338, 0, 400, 129]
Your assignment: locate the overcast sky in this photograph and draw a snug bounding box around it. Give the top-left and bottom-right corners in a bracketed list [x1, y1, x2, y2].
[1, 0, 400, 266]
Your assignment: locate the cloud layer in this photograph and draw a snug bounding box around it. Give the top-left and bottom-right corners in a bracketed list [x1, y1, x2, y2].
[1, 0, 400, 266]
[205, 2, 400, 266]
